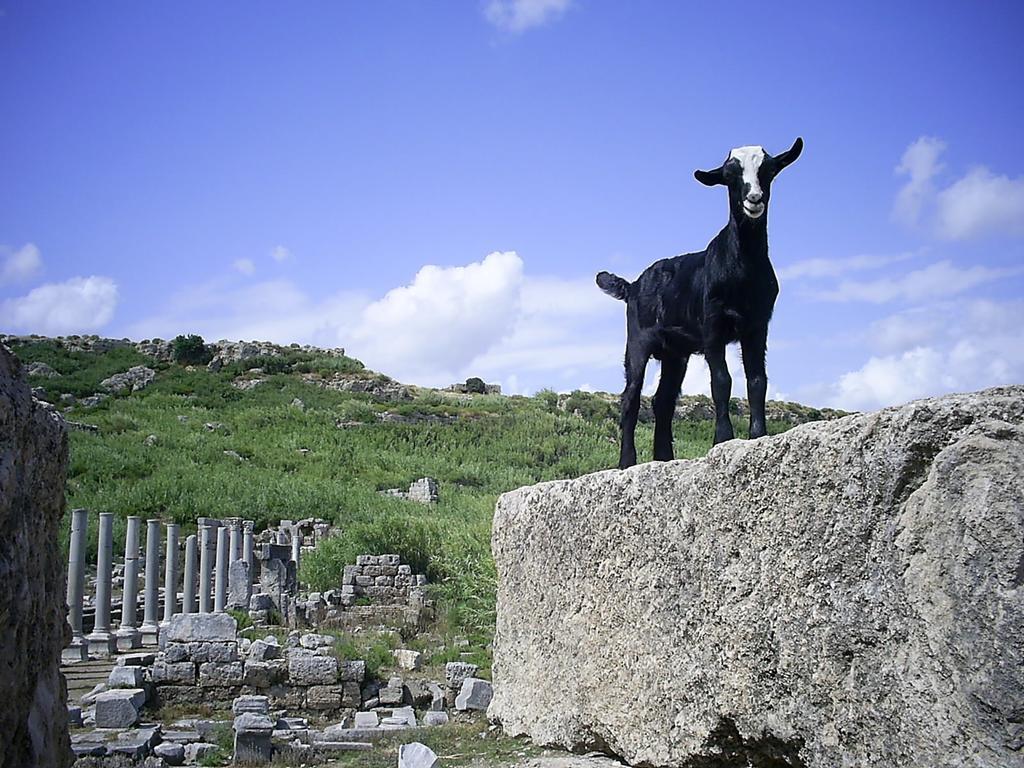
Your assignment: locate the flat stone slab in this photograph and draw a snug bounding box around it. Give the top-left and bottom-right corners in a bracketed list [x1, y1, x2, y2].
[353, 711, 380, 728]
[166, 613, 237, 642]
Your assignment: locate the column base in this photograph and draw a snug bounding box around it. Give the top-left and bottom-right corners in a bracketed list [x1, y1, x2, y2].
[62, 639, 89, 663]
[86, 631, 117, 657]
[139, 623, 160, 646]
[115, 628, 142, 651]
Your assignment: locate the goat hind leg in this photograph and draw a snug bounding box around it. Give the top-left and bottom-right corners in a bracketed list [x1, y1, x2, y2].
[706, 345, 734, 444]
[652, 356, 687, 461]
[618, 348, 649, 469]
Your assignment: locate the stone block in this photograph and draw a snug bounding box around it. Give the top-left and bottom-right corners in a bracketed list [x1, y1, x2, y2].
[399, 742, 439, 768]
[307, 685, 343, 710]
[151, 661, 196, 685]
[242, 659, 287, 688]
[154, 741, 185, 765]
[374, 575, 394, 586]
[67, 705, 83, 727]
[339, 659, 366, 682]
[378, 679, 405, 706]
[108, 664, 145, 688]
[445, 661, 478, 690]
[94, 688, 146, 728]
[166, 612, 237, 642]
[381, 554, 400, 566]
[356, 555, 377, 566]
[455, 677, 493, 711]
[355, 575, 374, 587]
[249, 592, 273, 611]
[423, 711, 449, 727]
[392, 649, 422, 671]
[353, 711, 379, 728]
[199, 661, 244, 687]
[163, 642, 190, 663]
[227, 560, 252, 610]
[288, 651, 338, 685]
[397, 564, 412, 576]
[189, 640, 238, 663]
[248, 638, 282, 661]
[299, 632, 334, 649]
[341, 681, 361, 708]
[233, 694, 271, 715]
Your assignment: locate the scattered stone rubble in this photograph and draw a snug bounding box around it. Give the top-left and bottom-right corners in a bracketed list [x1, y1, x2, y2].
[68, 613, 493, 766]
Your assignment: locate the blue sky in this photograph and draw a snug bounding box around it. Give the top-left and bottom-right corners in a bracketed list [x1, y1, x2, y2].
[2, 1, 1023, 409]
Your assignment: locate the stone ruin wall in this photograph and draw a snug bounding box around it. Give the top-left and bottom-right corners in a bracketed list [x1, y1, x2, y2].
[0, 345, 73, 768]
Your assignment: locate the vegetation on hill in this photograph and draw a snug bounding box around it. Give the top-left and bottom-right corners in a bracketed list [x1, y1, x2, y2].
[8, 336, 834, 636]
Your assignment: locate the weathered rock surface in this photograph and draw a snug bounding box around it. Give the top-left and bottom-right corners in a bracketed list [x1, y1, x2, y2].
[99, 365, 155, 394]
[490, 386, 1024, 768]
[0, 345, 72, 768]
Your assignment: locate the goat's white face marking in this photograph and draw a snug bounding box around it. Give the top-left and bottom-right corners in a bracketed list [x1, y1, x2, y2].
[729, 145, 766, 219]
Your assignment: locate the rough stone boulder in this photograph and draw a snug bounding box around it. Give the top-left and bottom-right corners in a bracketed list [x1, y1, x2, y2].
[0, 345, 73, 767]
[489, 386, 1024, 768]
[99, 365, 155, 394]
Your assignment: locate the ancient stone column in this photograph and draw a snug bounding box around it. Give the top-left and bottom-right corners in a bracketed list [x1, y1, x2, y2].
[182, 534, 197, 614]
[140, 518, 161, 643]
[199, 524, 214, 613]
[162, 523, 180, 624]
[86, 512, 117, 656]
[63, 507, 89, 662]
[214, 526, 229, 612]
[291, 532, 301, 574]
[229, 519, 242, 564]
[242, 521, 255, 571]
[116, 515, 142, 650]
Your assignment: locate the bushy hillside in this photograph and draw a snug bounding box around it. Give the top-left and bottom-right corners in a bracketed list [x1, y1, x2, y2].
[7, 335, 842, 636]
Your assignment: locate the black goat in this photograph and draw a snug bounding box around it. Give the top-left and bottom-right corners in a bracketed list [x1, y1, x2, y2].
[597, 138, 803, 468]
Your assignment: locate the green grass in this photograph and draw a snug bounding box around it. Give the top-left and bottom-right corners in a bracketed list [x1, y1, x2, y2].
[12, 338, 802, 637]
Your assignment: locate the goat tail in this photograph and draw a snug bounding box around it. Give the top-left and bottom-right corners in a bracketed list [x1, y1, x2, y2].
[596, 271, 630, 301]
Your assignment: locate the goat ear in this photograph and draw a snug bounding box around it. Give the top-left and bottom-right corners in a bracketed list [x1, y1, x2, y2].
[772, 137, 804, 174]
[694, 167, 725, 186]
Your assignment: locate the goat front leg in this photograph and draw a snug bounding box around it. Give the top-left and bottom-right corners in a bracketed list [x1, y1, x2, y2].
[742, 327, 769, 439]
[652, 355, 687, 461]
[618, 347, 649, 469]
[706, 345, 734, 444]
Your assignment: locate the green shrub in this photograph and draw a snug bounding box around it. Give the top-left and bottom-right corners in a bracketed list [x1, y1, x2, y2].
[172, 334, 212, 365]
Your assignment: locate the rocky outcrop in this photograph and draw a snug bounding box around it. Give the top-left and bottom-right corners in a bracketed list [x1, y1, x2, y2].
[99, 365, 156, 394]
[490, 386, 1024, 768]
[0, 345, 73, 768]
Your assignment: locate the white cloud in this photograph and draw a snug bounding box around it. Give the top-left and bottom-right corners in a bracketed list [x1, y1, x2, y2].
[936, 167, 1024, 240]
[0, 243, 42, 285]
[271, 245, 292, 262]
[813, 259, 1020, 303]
[126, 278, 365, 348]
[348, 251, 524, 384]
[893, 136, 946, 225]
[484, 0, 571, 33]
[2, 276, 118, 334]
[827, 298, 1024, 410]
[893, 137, 1024, 239]
[233, 258, 255, 276]
[777, 251, 917, 282]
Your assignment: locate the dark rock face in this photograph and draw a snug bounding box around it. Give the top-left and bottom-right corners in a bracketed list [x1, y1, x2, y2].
[490, 386, 1024, 768]
[0, 345, 72, 768]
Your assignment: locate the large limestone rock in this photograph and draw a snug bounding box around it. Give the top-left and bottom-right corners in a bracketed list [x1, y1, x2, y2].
[0, 346, 73, 768]
[490, 387, 1024, 768]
